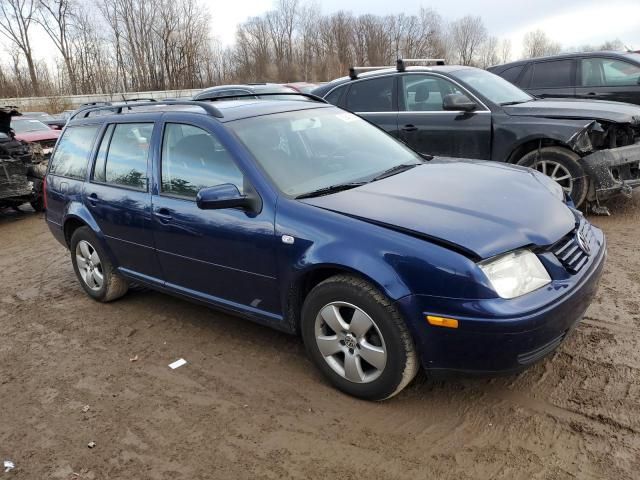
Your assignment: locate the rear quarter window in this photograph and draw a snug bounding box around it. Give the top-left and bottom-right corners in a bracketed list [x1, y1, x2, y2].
[500, 65, 525, 84]
[49, 125, 100, 179]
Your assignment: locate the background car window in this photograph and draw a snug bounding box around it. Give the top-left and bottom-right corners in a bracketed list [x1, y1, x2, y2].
[161, 123, 243, 198]
[530, 60, 573, 88]
[581, 58, 640, 87]
[96, 123, 153, 190]
[346, 77, 394, 112]
[500, 65, 525, 84]
[49, 125, 99, 179]
[325, 86, 344, 105]
[401, 75, 463, 111]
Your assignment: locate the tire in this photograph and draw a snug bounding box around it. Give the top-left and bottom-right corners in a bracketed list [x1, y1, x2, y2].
[70, 227, 128, 302]
[301, 274, 418, 400]
[30, 197, 44, 212]
[517, 146, 589, 207]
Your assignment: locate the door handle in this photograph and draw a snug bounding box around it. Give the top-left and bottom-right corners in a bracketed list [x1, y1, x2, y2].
[154, 208, 173, 223]
[587, 92, 599, 96]
[87, 192, 99, 205]
[401, 124, 418, 132]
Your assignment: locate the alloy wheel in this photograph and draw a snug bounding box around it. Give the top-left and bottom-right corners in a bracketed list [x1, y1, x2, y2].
[75, 240, 104, 291]
[314, 301, 387, 384]
[534, 160, 574, 194]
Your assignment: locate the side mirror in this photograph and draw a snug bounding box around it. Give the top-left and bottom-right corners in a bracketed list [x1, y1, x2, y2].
[196, 184, 252, 210]
[443, 93, 477, 112]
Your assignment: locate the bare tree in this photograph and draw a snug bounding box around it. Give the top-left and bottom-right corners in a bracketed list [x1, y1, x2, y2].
[500, 38, 512, 64]
[0, 0, 39, 94]
[36, 0, 78, 93]
[449, 15, 486, 66]
[522, 29, 561, 58]
[479, 35, 499, 68]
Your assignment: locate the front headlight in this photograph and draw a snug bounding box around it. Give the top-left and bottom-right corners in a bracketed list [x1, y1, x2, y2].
[479, 250, 551, 299]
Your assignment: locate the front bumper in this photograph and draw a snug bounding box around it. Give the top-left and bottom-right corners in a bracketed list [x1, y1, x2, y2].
[397, 226, 606, 375]
[582, 142, 640, 201]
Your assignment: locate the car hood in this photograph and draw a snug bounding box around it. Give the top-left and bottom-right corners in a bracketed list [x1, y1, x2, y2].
[301, 160, 576, 260]
[503, 98, 640, 125]
[14, 130, 60, 142]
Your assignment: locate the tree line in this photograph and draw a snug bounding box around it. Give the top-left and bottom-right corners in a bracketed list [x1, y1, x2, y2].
[0, 0, 627, 99]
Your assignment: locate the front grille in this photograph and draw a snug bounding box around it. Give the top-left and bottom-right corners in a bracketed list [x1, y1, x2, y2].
[552, 220, 594, 274]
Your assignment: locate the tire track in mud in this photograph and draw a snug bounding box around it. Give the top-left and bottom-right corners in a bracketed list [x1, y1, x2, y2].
[1, 199, 640, 479]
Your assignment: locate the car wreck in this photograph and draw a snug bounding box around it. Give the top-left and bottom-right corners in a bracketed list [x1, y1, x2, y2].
[499, 99, 640, 213]
[0, 107, 47, 211]
[313, 61, 640, 212]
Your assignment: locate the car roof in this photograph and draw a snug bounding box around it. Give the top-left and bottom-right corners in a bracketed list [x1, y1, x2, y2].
[66, 99, 334, 125]
[489, 51, 639, 71]
[197, 83, 295, 94]
[314, 65, 475, 94]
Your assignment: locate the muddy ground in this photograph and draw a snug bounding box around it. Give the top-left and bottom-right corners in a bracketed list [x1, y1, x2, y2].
[0, 196, 639, 480]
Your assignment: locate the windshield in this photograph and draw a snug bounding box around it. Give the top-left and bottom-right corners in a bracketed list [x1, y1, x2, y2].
[11, 119, 51, 133]
[229, 108, 422, 197]
[452, 68, 533, 105]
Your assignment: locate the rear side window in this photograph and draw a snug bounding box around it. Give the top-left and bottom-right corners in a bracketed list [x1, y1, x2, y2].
[530, 60, 573, 88]
[161, 123, 243, 199]
[49, 125, 99, 179]
[500, 65, 525, 84]
[346, 77, 394, 112]
[325, 86, 345, 106]
[93, 123, 153, 190]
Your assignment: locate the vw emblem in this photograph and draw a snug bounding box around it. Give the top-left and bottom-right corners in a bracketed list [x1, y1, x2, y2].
[576, 230, 591, 256]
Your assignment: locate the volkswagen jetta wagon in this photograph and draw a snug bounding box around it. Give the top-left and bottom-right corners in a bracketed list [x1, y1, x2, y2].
[44, 97, 606, 400]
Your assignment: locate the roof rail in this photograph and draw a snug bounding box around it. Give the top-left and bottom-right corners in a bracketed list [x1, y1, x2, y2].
[349, 58, 446, 79]
[69, 100, 224, 121]
[199, 92, 328, 103]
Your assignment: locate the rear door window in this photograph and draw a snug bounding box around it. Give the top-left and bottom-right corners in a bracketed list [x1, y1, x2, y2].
[345, 77, 394, 112]
[93, 123, 153, 190]
[49, 125, 99, 179]
[161, 123, 244, 199]
[530, 60, 574, 88]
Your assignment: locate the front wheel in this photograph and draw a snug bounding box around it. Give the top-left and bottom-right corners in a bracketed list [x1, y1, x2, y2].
[301, 275, 418, 400]
[517, 146, 588, 207]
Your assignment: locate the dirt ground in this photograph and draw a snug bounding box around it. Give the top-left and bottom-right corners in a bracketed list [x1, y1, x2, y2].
[0, 196, 639, 480]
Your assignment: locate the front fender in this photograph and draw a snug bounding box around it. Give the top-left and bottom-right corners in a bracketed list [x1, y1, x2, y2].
[492, 114, 594, 162]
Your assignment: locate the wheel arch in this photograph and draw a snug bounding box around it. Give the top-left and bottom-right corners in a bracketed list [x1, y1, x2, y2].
[506, 137, 575, 164]
[284, 263, 407, 335]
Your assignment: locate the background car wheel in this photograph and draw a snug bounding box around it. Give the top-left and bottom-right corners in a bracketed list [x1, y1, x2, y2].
[70, 227, 128, 302]
[30, 197, 44, 212]
[517, 146, 588, 207]
[301, 274, 418, 400]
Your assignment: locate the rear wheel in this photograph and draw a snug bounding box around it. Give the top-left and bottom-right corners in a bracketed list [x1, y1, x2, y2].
[301, 275, 418, 400]
[70, 227, 128, 302]
[517, 146, 588, 207]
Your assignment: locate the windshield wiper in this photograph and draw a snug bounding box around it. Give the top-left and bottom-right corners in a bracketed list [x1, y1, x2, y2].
[370, 163, 419, 182]
[295, 182, 366, 199]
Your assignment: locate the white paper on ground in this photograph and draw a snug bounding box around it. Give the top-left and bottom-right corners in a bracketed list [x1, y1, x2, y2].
[4, 460, 15, 472]
[168, 358, 187, 369]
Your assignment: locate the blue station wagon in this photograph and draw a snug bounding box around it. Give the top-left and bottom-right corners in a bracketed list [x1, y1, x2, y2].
[44, 98, 606, 400]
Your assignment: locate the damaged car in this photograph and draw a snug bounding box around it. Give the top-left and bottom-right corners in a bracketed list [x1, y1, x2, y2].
[46, 99, 605, 400]
[0, 107, 48, 211]
[312, 61, 640, 211]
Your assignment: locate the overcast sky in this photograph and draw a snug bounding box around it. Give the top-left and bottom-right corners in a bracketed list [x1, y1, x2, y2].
[209, 0, 640, 56]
